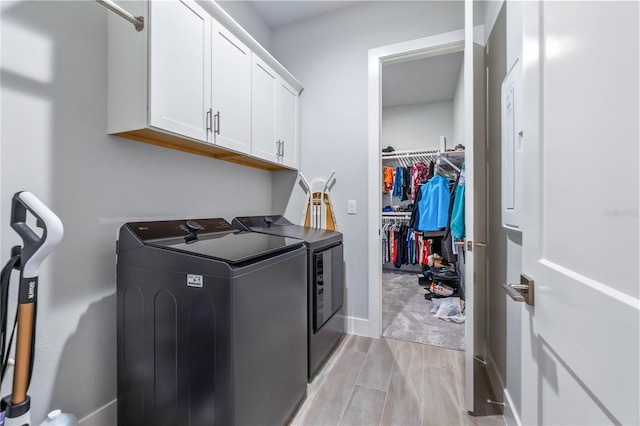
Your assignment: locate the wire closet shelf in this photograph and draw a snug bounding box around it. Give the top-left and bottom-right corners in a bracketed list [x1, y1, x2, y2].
[381, 148, 465, 213]
[382, 149, 464, 171]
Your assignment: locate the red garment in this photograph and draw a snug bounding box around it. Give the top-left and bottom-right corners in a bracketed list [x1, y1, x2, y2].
[393, 234, 399, 264]
[421, 237, 431, 265]
[411, 162, 429, 201]
[389, 227, 395, 263]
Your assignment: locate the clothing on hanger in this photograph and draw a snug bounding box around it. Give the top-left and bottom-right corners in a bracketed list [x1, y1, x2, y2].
[392, 167, 403, 197]
[383, 167, 394, 191]
[411, 162, 430, 201]
[450, 163, 466, 239]
[401, 167, 411, 201]
[416, 174, 451, 232]
[382, 220, 434, 266]
[382, 222, 389, 263]
[442, 166, 462, 262]
[426, 160, 435, 181]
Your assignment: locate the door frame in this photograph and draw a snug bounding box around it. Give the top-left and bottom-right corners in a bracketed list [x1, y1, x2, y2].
[366, 29, 465, 339]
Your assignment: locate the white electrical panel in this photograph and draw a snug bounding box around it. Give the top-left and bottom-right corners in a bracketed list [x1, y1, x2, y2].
[501, 57, 523, 232]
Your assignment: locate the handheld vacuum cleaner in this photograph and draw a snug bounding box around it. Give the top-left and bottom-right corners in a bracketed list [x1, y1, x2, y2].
[0, 192, 64, 426]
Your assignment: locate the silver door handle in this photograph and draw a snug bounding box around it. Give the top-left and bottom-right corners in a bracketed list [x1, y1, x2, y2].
[501, 274, 534, 305]
[501, 284, 525, 302]
[475, 242, 486, 247]
[276, 140, 282, 156]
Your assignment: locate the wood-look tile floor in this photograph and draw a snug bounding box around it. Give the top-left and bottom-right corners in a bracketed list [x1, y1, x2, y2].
[290, 335, 505, 426]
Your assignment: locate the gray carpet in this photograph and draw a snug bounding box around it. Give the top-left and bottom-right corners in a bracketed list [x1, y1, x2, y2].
[382, 270, 465, 351]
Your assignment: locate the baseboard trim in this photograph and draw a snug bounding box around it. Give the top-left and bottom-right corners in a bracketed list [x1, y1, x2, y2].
[78, 399, 116, 425]
[485, 349, 505, 401]
[346, 316, 373, 337]
[503, 388, 522, 426]
[485, 349, 521, 426]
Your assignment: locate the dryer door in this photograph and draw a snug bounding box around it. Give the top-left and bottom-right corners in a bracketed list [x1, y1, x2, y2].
[312, 244, 343, 332]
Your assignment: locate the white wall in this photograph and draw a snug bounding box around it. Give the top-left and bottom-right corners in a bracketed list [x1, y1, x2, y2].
[271, 1, 465, 323]
[216, 0, 273, 51]
[483, 0, 504, 44]
[0, 0, 273, 422]
[382, 101, 453, 152]
[505, 0, 521, 71]
[452, 64, 465, 147]
[381, 101, 453, 211]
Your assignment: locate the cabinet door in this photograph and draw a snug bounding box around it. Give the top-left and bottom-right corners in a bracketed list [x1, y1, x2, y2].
[277, 79, 299, 169]
[211, 20, 251, 154]
[251, 55, 279, 163]
[149, 0, 211, 142]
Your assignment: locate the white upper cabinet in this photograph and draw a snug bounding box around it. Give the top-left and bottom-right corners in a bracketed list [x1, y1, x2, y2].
[251, 56, 300, 168]
[107, 0, 302, 171]
[251, 55, 279, 163]
[278, 80, 299, 169]
[149, 0, 211, 142]
[211, 19, 251, 154]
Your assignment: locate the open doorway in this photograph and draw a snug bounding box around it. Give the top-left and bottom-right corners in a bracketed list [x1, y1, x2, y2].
[379, 50, 466, 351]
[367, 20, 490, 414]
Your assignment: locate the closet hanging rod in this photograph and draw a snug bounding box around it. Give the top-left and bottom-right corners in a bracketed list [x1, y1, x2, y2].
[438, 155, 461, 173]
[96, 0, 144, 32]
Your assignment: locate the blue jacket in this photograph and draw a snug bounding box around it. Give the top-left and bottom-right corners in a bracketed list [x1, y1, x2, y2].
[417, 175, 450, 231]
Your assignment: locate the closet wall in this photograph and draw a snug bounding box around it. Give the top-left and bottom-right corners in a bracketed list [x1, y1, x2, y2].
[452, 65, 465, 148]
[382, 101, 453, 152]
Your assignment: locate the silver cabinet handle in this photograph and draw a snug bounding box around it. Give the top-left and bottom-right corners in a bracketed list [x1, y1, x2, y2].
[206, 108, 212, 133]
[214, 111, 220, 135]
[281, 140, 285, 157]
[276, 140, 281, 156]
[501, 274, 534, 305]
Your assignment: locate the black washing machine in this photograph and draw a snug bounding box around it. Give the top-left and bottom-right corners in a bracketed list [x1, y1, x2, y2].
[232, 215, 345, 381]
[116, 218, 307, 425]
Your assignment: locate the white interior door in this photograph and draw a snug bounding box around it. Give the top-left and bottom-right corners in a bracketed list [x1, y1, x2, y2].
[522, 2, 639, 424]
[464, 1, 487, 414]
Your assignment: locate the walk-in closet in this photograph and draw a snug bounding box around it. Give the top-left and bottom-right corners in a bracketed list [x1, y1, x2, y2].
[380, 50, 467, 351]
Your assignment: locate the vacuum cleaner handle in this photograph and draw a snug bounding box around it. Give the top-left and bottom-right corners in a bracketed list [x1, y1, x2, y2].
[11, 192, 64, 279]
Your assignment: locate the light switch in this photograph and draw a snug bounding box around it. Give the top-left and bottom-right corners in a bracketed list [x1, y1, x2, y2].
[347, 200, 357, 215]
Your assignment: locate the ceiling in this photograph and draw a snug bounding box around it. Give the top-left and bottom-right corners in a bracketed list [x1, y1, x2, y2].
[382, 52, 464, 108]
[246, 1, 360, 28]
[242, 1, 464, 108]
